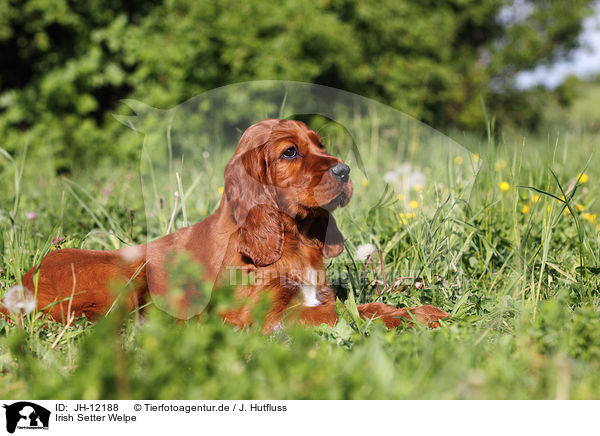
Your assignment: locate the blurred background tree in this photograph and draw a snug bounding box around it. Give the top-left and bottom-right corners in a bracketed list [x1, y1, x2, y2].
[0, 0, 595, 170]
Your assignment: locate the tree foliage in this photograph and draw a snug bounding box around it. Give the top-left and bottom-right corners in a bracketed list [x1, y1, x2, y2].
[0, 0, 595, 168]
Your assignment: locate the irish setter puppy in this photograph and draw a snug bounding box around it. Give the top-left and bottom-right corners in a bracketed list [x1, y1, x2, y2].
[1, 119, 449, 329]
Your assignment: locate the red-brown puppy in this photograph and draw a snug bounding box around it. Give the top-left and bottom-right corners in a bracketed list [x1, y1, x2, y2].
[1, 119, 449, 329]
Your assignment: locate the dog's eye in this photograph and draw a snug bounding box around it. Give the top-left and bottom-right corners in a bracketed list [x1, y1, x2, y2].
[282, 147, 298, 159]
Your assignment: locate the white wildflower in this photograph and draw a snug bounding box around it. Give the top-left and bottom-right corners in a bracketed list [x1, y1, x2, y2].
[2, 285, 36, 315]
[397, 163, 412, 176]
[383, 164, 427, 192]
[355, 243, 376, 261]
[383, 171, 399, 184]
[408, 170, 426, 189]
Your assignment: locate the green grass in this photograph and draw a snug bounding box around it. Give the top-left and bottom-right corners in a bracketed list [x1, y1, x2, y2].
[1, 116, 600, 399]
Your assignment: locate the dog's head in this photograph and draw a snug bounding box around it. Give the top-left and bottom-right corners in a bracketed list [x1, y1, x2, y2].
[224, 119, 353, 266]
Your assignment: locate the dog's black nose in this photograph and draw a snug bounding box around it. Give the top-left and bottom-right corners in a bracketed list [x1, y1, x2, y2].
[330, 163, 350, 182]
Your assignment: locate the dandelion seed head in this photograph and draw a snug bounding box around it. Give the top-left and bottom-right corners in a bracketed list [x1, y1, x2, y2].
[355, 243, 376, 261]
[408, 171, 426, 189]
[397, 163, 412, 176]
[383, 171, 399, 184]
[2, 285, 36, 315]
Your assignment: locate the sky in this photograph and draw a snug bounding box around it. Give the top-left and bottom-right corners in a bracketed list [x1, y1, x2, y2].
[516, 2, 600, 88]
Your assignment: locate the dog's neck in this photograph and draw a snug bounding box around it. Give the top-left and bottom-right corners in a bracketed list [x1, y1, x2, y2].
[214, 197, 340, 264]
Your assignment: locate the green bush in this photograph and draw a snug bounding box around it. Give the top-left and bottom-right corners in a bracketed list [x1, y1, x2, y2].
[0, 0, 595, 169]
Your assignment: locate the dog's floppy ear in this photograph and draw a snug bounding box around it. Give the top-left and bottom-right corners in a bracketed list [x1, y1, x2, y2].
[224, 146, 274, 225]
[238, 205, 285, 266]
[308, 213, 345, 258]
[224, 121, 279, 225]
[224, 121, 285, 267]
[226, 150, 283, 266]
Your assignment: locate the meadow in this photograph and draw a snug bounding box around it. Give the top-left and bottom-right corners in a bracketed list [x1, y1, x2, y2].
[1, 105, 600, 399]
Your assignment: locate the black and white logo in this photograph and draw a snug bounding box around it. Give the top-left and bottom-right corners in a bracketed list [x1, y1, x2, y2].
[3, 402, 50, 434]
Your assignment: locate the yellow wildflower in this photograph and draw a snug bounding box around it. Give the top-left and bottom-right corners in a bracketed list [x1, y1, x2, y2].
[576, 203, 584, 212]
[217, 186, 224, 195]
[361, 177, 369, 187]
[495, 159, 507, 170]
[398, 213, 416, 225]
[397, 194, 405, 202]
[454, 156, 463, 165]
[532, 194, 541, 203]
[578, 173, 589, 184]
[521, 204, 530, 214]
[499, 181, 510, 192]
[472, 153, 480, 164]
[409, 200, 419, 210]
[584, 213, 597, 224]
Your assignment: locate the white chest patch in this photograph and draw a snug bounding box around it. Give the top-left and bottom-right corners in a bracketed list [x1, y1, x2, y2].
[300, 268, 323, 307]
